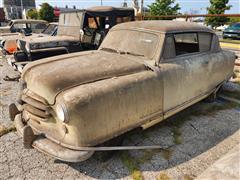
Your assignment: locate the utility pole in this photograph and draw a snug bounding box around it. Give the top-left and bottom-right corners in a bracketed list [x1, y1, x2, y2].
[140, 0, 144, 14]
[20, 0, 23, 18]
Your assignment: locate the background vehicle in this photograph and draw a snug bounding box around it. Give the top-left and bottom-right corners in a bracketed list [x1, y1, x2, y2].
[0, 19, 48, 34]
[13, 6, 134, 65]
[223, 22, 240, 39]
[10, 21, 236, 162]
[1, 23, 58, 56]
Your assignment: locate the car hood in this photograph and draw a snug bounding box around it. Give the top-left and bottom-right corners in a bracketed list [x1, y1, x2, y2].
[22, 50, 147, 104]
[224, 28, 240, 33]
[21, 35, 79, 50]
[0, 26, 11, 33]
[0, 33, 20, 41]
[0, 33, 42, 41]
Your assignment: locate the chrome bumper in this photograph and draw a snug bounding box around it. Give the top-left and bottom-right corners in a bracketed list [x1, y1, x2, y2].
[11, 104, 94, 162]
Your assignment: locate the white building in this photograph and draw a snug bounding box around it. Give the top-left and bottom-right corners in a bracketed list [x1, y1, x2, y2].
[3, 0, 36, 20]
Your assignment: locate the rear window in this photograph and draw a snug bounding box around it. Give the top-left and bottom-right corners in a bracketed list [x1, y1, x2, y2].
[174, 33, 199, 56]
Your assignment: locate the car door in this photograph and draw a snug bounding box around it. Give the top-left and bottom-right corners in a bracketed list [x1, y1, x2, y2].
[160, 32, 213, 118]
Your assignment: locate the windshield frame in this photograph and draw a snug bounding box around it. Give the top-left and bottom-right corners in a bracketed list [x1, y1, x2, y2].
[99, 29, 161, 61]
[42, 24, 57, 35]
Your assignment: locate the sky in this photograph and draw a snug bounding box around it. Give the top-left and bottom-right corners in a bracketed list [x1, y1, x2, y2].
[0, 0, 239, 14]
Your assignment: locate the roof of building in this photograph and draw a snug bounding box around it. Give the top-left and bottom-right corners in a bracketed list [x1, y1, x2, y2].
[11, 19, 48, 24]
[113, 20, 213, 33]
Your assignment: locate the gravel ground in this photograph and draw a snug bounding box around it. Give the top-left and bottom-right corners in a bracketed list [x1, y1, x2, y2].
[0, 56, 20, 129]
[0, 54, 240, 180]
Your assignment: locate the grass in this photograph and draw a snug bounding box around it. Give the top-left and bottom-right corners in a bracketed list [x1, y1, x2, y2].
[161, 149, 173, 161]
[220, 39, 240, 44]
[120, 151, 143, 180]
[157, 173, 171, 180]
[183, 174, 194, 180]
[120, 148, 169, 179]
[172, 127, 182, 145]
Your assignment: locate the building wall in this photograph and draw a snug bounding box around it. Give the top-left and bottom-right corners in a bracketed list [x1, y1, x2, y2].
[3, 0, 36, 19]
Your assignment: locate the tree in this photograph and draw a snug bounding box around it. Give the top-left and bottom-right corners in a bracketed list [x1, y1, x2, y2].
[228, 17, 240, 25]
[205, 0, 232, 29]
[27, 9, 38, 20]
[38, 3, 54, 22]
[148, 0, 181, 19]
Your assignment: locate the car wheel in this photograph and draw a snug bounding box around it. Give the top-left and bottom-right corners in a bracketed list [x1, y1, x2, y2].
[93, 135, 125, 162]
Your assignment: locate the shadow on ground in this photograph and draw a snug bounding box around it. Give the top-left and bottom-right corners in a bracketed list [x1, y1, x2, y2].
[56, 99, 240, 179]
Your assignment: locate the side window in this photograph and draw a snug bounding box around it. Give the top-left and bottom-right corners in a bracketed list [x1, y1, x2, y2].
[88, 17, 99, 29]
[12, 23, 27, 29]
[199, 33, 212, 52]
[211, 34, 221, 52]
[163, 36, 176, 59]
[174, 33, 199, 55]
[31, 23, 47, 31]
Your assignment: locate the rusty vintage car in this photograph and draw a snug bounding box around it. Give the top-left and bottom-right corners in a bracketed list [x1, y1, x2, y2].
[11, 6, 134, 69]
[0, 19, 48, 34]
[9, 21, 236, 162]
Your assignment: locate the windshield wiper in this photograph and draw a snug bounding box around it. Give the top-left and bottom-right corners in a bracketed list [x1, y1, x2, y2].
[120, 51, 145, 57]
[100, 47, 119, 53]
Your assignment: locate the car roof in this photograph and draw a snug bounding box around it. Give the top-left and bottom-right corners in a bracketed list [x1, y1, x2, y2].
[112, 20, 214, 34]
[61, 6, 134, 16]
[86, 6, 134, 12]
[11, 19, 48, 24]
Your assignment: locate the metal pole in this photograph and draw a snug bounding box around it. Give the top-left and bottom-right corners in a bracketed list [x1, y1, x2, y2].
[101, 0, 103, 6]
[20, 0, 23, 18]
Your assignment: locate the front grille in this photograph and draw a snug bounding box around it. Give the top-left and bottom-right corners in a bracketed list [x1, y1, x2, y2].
[21, 89, 51, 122]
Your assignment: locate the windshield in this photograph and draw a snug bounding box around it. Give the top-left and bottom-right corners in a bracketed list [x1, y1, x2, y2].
[57, 11, 84, 38]
[100, 30, 159, 59]
[228, 23, 240, 30]
[42, 24, 57, 35]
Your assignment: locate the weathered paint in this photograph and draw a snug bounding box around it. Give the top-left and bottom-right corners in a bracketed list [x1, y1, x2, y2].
[14, 21, 236, 161]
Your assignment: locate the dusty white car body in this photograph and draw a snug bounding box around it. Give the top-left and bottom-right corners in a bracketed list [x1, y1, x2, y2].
[1, 23, 58, 55]
[0, 19, 48, 34]
[10, 21, 236, 162]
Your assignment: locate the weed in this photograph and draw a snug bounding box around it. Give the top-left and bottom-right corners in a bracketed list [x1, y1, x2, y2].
[172, 127, 182, 145]
[161, 149, 173, 160]
[120, 151, 143, 180]
[157, 172, 171, 180]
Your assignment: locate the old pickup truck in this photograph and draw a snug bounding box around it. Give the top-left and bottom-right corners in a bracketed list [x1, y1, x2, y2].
[0, 19, 48, 34]
[11, 6, 134, 70]
[9, 21, 236, 162]
[1, 23, 58, 56]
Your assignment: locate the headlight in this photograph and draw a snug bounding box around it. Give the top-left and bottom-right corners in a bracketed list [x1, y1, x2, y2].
[56, 103, 68, 123]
